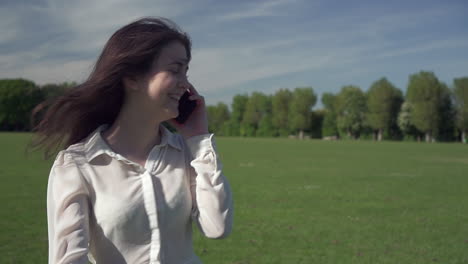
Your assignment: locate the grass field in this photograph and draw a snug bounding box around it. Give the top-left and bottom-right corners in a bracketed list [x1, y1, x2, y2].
[1, 133, 467, 264]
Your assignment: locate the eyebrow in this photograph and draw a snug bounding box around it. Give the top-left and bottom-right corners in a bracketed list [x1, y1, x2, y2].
[168, 58, 189, 66]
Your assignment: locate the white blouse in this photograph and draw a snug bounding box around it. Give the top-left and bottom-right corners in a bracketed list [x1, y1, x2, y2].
[47, 125, 233, 264]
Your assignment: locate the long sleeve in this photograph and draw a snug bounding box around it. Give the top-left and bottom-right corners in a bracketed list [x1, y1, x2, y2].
[186, 134, 233, 239]
[47, 152, 91, 264]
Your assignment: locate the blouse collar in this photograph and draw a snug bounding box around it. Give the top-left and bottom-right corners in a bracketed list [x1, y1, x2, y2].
[83, 124, 182, 162]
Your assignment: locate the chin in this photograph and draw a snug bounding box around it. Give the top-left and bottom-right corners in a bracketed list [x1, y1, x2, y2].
[163, 108, 178, 121]
[171, 109, 179, 119]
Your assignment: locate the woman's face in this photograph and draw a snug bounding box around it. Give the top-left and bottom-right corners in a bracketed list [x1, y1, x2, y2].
[132, 41, 190, 121]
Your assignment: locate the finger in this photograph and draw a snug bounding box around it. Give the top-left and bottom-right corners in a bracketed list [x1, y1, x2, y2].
[189, 94, 204, 101]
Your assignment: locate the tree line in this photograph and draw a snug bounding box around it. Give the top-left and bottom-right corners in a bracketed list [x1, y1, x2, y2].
[0, 79, 76, 131]
[0, 71, 467, 143]
[207, 71, 468, 143]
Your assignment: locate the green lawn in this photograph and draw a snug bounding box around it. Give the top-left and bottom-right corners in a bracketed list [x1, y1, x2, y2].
[1, 133, 467, 263]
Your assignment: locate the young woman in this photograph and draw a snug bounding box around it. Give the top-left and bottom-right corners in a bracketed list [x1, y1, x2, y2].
[33, 17, 233, 264]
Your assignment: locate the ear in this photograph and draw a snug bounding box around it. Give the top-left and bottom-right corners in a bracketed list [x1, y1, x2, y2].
[123, 76, 139, 92]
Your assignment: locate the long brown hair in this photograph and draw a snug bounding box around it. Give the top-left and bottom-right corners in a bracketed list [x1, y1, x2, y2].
[30, 17, 192, 159]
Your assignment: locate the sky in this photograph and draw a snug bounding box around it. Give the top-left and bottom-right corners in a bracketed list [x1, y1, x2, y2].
[1, 0, 467, 107]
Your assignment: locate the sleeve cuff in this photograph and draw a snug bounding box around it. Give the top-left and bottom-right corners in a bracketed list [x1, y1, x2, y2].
[186, 133, 216, 158]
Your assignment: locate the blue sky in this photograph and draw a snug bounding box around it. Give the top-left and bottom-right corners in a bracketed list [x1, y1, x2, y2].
[1, 0, 467, 107]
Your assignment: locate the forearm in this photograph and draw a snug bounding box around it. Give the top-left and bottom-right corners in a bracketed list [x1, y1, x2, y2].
[186, 134, 233, 238]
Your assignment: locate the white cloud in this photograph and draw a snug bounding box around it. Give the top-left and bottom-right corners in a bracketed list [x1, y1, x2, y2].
[376, 38, 468, 59]
[188, 2, 468, 99]
[0, 0, 466, 104]
[215, 0, 301, 21]
[0, 0, 194, 84]
[0, 10, 20, 45]
[44, 0, 194, 53]
[0, 56, 93, 84]
[189, 38, 363, 94]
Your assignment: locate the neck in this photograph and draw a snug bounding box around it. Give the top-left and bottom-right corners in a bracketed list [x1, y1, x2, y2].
[102, 100, 164, 163]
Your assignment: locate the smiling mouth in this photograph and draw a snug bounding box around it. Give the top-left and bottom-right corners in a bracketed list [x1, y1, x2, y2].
[169, 94, 181, 102]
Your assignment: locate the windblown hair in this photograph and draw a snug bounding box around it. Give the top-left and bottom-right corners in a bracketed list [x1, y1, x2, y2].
[30, 17, 192, 159]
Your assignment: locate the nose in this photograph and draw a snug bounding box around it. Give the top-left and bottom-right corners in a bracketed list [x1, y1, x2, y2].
[178, 76, 190, 90]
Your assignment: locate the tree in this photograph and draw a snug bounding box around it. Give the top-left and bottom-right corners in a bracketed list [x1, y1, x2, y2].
[454, 77, 468, 143]
[397, 101, 422, 141]
[436, 84, 456, 142]
[406, 71, 445, 142]
[272, 88, 292, 136]
[366, 78, 403, 141]
[335, 85, 367, 139]
[225, 94, 249, 136]
[0, 79, 44, 131]
[256, 114, 275, 137]
[207, 102, 230, 135]
[309, 110, 325, 139]
[40, 82, 73, 100]
[288, 87, 317, 139]
[242, 92, 271, 137]
[321, 92, 338, 138]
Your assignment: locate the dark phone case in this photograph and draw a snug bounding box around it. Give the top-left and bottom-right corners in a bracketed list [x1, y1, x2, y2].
[175, 91, 197, 124]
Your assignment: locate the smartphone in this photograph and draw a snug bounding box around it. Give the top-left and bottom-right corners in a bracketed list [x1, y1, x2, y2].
[175, 90, 197, 124]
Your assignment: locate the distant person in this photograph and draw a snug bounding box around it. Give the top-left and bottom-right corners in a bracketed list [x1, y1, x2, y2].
[32, 17, 233, 264]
